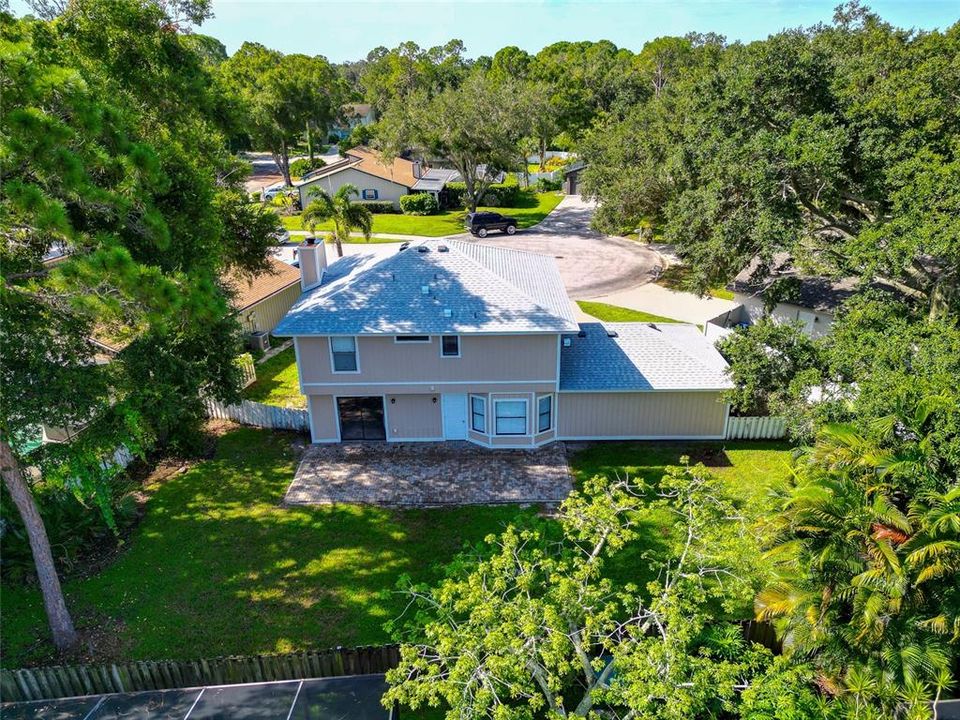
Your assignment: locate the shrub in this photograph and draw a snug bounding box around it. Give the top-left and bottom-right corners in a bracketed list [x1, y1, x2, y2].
[289, 157, 326, 178]
[1, 457, 140, 581]
[399, 193, 439, 215]
[355, 200, 398, 214]
[535, 177, 561, 192]
[445, 182, 521, 208]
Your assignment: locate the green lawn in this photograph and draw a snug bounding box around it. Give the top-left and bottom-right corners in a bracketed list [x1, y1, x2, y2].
[569, 440, 796, 596]
[281, 192, 564, 237]
[577, 300, 683, 324]
[1, 430, 794, 670]
[1, 428, 533, 668]
[242, 347, 305, 409]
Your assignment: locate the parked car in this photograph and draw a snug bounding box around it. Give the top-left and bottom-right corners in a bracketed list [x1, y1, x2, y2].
[465, 212, 518, 238]
[270, 228, 291, 244]
[261, 182, 286, 201]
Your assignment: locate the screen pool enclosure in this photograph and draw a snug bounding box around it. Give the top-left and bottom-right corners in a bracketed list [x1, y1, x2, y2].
[0, 673, 394, 720]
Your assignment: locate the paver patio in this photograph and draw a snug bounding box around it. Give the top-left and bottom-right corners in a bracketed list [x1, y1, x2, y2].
[284, 441, 574, 506]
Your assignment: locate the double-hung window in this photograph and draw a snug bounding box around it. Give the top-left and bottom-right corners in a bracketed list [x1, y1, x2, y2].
[537, 395, 553, 433]
[330, 336, 358, 372]
[470, 396, 486, 433]
[494, 399, 527, 436]
[441, 335, 460, 357]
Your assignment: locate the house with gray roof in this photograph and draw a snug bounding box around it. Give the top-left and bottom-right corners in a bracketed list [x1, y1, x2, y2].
[721, 252, 907, 338]
[274, 239, 732, 446]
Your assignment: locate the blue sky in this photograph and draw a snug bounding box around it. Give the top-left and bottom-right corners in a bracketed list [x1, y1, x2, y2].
[10, 1, 958, 60]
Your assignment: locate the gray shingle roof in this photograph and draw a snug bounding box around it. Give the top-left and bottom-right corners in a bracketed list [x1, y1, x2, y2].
[273, 240, 579, 336]
[559, 323, 732, 391]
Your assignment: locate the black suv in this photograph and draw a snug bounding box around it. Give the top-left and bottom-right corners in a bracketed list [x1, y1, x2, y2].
[465, 212, 518, 238]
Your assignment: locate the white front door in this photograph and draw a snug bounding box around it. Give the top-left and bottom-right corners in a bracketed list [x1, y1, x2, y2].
[442, 393, 468, 440]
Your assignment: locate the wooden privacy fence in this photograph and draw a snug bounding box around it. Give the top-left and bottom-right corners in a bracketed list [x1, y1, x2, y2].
[726, 415, 787, 440]
[0, 645, 400, 703]
[204, 398, 309, 433]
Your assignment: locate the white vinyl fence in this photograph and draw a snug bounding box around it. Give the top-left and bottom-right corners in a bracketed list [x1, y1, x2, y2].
[204, 398, 309, 433]
[726, 415, 787, 440]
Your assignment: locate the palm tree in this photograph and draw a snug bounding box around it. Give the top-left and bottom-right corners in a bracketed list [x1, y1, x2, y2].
[756, 400, 958, 710]
[300, 183, 373, 258]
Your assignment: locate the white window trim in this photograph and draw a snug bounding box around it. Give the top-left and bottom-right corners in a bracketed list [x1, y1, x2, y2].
[440, 335, 461, 358]
[469, 394, 487, 434]
[393, 335, 432, 344]
[329, 336, 361, 374]
[536, 394, 554, 433]
[493, 398, 528, 437]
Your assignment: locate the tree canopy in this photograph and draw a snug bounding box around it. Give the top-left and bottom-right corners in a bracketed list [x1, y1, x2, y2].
[580, 4, 960, 314]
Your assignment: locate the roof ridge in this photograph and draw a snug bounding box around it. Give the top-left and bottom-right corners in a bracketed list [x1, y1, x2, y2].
[444, 240, 574, 325]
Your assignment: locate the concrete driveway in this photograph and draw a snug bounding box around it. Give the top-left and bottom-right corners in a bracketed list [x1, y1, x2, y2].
[285, 441, 573, 507]
[474, 196, 662, 298]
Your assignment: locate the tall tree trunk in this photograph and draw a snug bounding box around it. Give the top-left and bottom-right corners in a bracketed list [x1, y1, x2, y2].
[0, 439, 78, 651]
[306, 120, 314, 164]
[278, 138, 292, 187]
[539, 137, 547, 173]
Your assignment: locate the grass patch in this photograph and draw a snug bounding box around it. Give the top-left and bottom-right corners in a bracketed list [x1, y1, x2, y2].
[656, 265, 735, 300]
[569, 440, 795, 597]
[1, 428, 533, 667]
[577, 300, 682, 324]
[241, 347, 305, 409]
[281, 192, 564, 237]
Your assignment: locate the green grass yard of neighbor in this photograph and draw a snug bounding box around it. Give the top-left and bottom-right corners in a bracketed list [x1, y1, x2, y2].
[576, 300, 683, 324]
[281, 192, 564, 237]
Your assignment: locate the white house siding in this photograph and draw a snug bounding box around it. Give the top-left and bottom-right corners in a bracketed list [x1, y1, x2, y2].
[297, 167, 410, 209]
[734, 293, 834, 338]
[557, 391, 728, 440]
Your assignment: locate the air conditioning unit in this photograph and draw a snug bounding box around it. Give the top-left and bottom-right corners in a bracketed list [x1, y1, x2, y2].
[248, 331, 271, 353]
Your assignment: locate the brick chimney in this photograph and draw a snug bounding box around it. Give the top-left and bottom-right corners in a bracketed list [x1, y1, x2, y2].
[298, 238, 327, 291]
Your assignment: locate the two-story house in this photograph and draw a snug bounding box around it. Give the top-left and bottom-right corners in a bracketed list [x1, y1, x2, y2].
[274, 239, 733, 447]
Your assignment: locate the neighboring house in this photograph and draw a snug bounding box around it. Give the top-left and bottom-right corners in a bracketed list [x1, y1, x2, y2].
[223, 257, 302, 336]
[720, 253, 903, 338]
[296, 147, 505, 210]
[329, 103, 376, 140]
[274, 239, 733, 446]
[296, 147, 418, 210]
[562, 160, 586, 195]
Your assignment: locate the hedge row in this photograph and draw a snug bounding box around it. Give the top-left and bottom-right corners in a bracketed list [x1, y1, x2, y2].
[399, 193, 439, 215]
[354, 200, 398, 214]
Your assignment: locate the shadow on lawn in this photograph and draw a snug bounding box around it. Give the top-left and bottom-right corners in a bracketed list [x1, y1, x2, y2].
[1, 428, 534, 666]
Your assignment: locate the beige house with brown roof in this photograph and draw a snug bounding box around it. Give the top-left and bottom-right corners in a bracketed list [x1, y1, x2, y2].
[223, 257, 302, 335]
[296, 147, 419, 210]
[275, 240, 733, 447]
